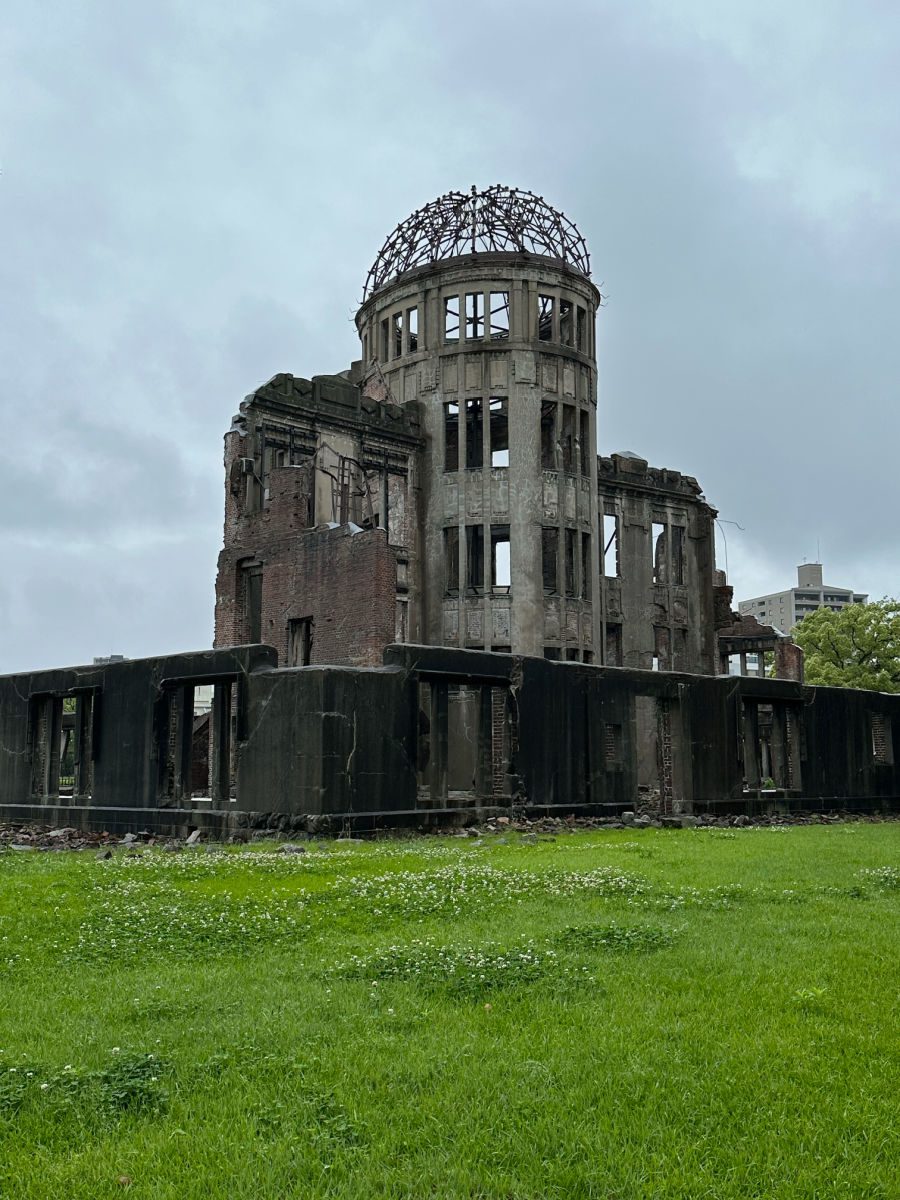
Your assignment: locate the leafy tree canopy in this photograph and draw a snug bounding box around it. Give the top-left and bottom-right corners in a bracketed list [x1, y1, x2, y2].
[793, 600, 900, 692]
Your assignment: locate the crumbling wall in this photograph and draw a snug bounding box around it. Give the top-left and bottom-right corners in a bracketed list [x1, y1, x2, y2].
[598, 453, 717, 676]
[262, 524, 397, 668]
[2, 645, 900, 834]
[214, 372, 423, 665]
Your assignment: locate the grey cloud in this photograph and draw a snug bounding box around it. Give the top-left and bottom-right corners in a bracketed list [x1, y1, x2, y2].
[2, 0, 897, 671]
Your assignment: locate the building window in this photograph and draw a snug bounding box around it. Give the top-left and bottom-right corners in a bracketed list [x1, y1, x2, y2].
[288, 617, 314, 666]
[604, 723, 623, 768]
[407, 307, 418, 353]
[395, 599, 409, 643]
[561, 405, 576, 473]
[465, 398, 483, 469]
[580, 410, 591, 476]
[538, 294, 554, 341]
[489, 398, 508, 467]
[671, 526, 685, 585]
[443, 526, 459, 594]
[543, 647, 561, 660]
[602, 514, 619, 578]
[576, 305, 586, 350]
[654, 626, 670, 670]
[444, 296, 459, 343]
[541, 401, 557, 470]
[29, 690, 97, 800]
[564, 529, 576, 597]
[465, 293, 484, 340]
[652, 522, 667, 584]
[490, 292, 509, 339]
[491, 526, 510, 592]
[559, 298, 573, 346]
[605, 623, 622, 666]
[581, 532, 592, 600]
[444, 402, 459, 471]
[466, 525, 484, 591]
[380, 318, 389, 361]
[241, 563, 263, 643]
[392, 312, 403, 359]
[871, 714, 893, 764]
[542, 528, 558, 595]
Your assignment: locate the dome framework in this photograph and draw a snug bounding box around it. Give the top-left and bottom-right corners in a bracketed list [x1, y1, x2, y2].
[363, 184, 591, 301]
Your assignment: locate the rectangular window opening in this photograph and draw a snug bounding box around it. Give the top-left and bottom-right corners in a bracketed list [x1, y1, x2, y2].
[288, 617, 314, 667]
[538, 294, 554, 341]
[444, 402, 459, 472]
[542, 527, 559, 595]
[559, 298, 574, 346]
[561, 405, 576, 473]
[576, 305, 586, 350]
[242, 564, 263, 643]
[489, 291, 509, 340]
[491, 525, 511, 592]
[543, 647, 561, 660]
[395, 598, 409, 643]
[380, 318, 389, 361]
[392, 312, 403, 359]
[652, 522, 667, 584]
[871, 713, 893, 764]
[406, 306, 418, 353]
[465, 398, 483, 469]
[671, 526, 685, 585]
[564, 528, 576, 597]
[466, 525, 485, 591]
[489, 397, 509, 467]
[654, 626, 670, 671]
[579, 409, 591, 476]
[605, 723, 623, 769]
[157, 677, 239, 805]
[444, 296, 459, 343]
[443, 526, 459, 594]
[31, 691, 98, 800]
[541, 400, 557, 470]
[465, 293, 484, 340]
[581, 532, 592, 599]
[605, 623, 622, 667]
[602, 513, 619, 577]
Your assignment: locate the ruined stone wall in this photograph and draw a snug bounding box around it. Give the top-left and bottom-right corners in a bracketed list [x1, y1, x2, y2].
[262, 525, 397, 668]
[214, 372, 422, 664]
[356, 251, 602, 661]
[597, 453, 717, 675]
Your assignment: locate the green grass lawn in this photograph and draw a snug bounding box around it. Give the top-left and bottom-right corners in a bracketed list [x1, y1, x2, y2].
[1, 825, 898, 1199]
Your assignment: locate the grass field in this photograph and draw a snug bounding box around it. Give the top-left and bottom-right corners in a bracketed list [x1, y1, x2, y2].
[0, 824, 898, 1199]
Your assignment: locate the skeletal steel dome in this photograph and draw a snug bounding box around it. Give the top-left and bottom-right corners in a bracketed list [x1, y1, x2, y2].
[363, 184, 591, 301]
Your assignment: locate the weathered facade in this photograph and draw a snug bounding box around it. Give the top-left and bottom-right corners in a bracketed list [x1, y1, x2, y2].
[1, 184, 893, 833]
[214, 372, 421, 666]
[1, 646, 898, 834]
[216, 187, 714, 673]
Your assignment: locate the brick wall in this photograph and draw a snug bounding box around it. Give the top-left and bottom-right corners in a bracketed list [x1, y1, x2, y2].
[265, 525, 396, 667]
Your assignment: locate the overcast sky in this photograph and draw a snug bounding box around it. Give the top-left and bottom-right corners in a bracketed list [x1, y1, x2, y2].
[2, 0, 898, 672]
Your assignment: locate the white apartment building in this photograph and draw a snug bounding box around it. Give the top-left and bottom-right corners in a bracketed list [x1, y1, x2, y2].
[738, 563, 867, 632]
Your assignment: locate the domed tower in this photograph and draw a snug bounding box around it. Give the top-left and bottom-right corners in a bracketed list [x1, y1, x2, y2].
[356, 186, 602, 660]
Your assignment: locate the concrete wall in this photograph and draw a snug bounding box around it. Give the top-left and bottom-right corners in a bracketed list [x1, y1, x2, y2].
[356, 251, 602, 662]
[214, 373, 422, 664]
[2, 644, 899, 835]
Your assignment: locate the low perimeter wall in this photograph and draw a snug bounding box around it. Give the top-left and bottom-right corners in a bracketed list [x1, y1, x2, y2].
[1, 644, 899, 834]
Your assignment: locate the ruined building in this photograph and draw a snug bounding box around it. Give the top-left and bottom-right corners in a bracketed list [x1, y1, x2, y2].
[214, 186, 717, 674]
[2, 186, 898, 832]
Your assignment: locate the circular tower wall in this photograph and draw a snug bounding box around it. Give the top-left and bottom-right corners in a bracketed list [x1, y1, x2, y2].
[356, 187, 601, 660]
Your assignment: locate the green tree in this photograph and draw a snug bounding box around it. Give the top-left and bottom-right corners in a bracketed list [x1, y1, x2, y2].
[793, 600, 900, 692]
